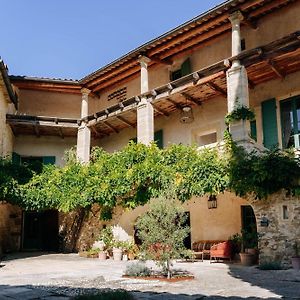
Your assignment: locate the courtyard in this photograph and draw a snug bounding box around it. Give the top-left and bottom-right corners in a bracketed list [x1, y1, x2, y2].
[0, 253, 299, 299]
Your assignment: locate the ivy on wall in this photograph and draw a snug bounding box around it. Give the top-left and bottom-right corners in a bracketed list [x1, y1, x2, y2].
[1, 139, 299, 217]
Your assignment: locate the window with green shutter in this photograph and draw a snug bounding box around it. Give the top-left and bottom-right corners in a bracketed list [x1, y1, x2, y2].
[261, 98, 278, 149]
[250, 120, 257, 142]
[170, 58, 191, 81]
[12, 152, 21, 165]
[42, 156, 56, 165]
[130, 130, 163, 149]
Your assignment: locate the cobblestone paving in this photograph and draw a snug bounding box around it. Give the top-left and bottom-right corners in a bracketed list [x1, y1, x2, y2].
[0, 253, 300, 299]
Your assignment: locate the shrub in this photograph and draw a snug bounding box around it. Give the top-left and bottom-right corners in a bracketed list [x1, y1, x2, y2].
[124, 262, 151, 277]
[74, 290, 133, 300]
[259, 261, 282, 270]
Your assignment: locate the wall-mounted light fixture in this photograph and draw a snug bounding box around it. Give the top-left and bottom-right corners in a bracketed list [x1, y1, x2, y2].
[260, 215, 269, 227]
[208, 195, 217, 209]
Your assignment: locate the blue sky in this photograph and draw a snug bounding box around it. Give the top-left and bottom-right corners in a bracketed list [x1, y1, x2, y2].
[1, 0, 223, 79]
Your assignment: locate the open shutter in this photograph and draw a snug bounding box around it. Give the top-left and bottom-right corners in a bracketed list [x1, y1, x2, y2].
[12, 152, 21, 165]
[181, 58, 191, 77]
[250, 120, 257, 142]
[154, 130, 163, 149]
[42, 156, 56, 165]
[261, 98, 278, 149]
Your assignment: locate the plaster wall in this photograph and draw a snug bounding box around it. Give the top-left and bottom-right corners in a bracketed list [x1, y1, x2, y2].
[18, 89, 81, 118]
[13, 135, 77, 166]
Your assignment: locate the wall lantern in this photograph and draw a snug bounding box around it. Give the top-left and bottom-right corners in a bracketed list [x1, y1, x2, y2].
[208, 195, 217, 209]
[180, 105, 194, 124]
[260, 216, 269, 227]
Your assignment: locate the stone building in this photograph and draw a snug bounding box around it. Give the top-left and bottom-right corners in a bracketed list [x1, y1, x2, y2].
[0, 0, 300, 266]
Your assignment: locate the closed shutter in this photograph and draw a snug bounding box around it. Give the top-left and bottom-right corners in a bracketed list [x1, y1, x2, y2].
[181, 58, 191, 77]
[261, 98, 278, 149]
[250, 120, 257, 142]
[12, 152, 21, 164]
[154, 130, 163, 149]
[42, 156, 56, 165]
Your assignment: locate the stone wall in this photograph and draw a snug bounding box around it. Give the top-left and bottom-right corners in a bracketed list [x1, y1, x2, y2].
[251, 191, 300, 268]
[0, 203, 22, 254]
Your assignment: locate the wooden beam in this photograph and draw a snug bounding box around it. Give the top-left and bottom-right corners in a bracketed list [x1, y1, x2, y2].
[165, 98, 182, 110]
[116, 116, 136, 128]
[6, 119, 78, 128]
[206, 82, 227, 97]
[242, 17, 257, 30]
[180, 92, 201, 105]
[267, 59, 285, 79]
[149, 56, 173, 65]
[152, 103, 170, 117]
[103, 121, 119, 133]
[248, 78, 255, 89]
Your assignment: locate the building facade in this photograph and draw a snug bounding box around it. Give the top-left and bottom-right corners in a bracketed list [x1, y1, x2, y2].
[0, 0, 300, 266]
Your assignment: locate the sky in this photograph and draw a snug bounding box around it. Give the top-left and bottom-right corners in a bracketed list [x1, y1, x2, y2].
[1, 0, 223, 80]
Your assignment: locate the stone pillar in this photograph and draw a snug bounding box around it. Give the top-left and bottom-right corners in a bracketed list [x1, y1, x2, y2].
[76, 88, 91, 163]
[226, 11, 250, 142]
[137, 55, 154, 145]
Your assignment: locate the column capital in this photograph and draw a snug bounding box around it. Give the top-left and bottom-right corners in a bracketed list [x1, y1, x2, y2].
[138, 55, 151, 67]
[81, 88, 91, 96]
[229, 10, 244, 25]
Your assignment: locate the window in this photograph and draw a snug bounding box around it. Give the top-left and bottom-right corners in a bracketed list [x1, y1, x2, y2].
[196, 131, 217, 147]
[241, 38, 246, 51]
[170, 58, 191, 81]
[283, 205, 289, 220]
[280, 96, 300, 148]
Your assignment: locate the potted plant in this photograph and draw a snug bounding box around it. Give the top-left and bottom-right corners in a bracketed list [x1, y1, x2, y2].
[239, 230, 256, 266]
[112, 240, 123, 261]
[121, 240, 139, 260]
[291, 242, 300, 270]
[98, 226, 114, 258]
[97, 240, 107, 260]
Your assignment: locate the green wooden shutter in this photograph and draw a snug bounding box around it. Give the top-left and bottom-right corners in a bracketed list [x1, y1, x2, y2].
[12, 152, 21, 165]
[181, 58, 191, 76]
[154, 130, 163, 149]
[261, 98, 278, 149]
[250, 120, 257, 142]
[42, 156, 56, 165]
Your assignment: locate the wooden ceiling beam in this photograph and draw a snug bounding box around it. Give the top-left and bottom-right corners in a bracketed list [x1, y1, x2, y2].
[149, 56, 173, 65]
[267, 59, 285, 79]
[58, 127, 64, 139]
[180, 92, 201, 105]
[165, 98, 182, 110]
[11, 86, 82, 95]
[116, 116, 136, 128]
[103, 121, 119, 133]
[206, 82, 227, 97]
[152, 103, 170, 117]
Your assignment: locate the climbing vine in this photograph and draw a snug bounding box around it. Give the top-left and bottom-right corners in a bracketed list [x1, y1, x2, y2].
[1, 138, 299, 218]
[225, 105, 255, 125]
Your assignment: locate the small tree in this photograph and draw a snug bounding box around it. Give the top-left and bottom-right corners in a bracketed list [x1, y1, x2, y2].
[136, 196, 190, 279]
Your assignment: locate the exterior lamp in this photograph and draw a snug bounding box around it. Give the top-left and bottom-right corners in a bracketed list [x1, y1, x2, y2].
[180, 105, 194, 124]
[208, 195, 217, 209]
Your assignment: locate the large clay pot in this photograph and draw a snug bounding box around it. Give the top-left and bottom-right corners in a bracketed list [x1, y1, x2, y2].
[291, 257, 300, 270]
[240, 252, 255, 266]
[112, 248, 123, 261]
[98, 251, 107, 260]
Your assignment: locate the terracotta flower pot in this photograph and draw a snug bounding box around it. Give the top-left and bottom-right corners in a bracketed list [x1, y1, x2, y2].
[240, 252, 255, 266]
[291, 257, 300, 270]
[112, 248, 123, 261]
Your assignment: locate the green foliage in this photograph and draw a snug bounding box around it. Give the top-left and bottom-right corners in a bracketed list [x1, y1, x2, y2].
[98, 226, 114, 250]
[227, 145, 300, 199]
[259, 261, 282, 270]
[136, 197, 190, 278]
[125, 262, 151, 277]
[225, 105, 255, 125]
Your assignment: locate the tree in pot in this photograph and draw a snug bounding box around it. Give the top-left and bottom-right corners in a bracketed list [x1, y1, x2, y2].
[291, 242, 300, 270]
[98, 226, 114, 259]
[239, 229, 257, 266]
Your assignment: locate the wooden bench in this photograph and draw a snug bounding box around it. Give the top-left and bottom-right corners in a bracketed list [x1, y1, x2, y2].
[192, 240, 224, 262]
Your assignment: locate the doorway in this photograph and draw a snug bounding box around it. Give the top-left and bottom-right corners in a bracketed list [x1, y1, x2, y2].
[22, 210, 59, 251]
[241, 205, 258, 249]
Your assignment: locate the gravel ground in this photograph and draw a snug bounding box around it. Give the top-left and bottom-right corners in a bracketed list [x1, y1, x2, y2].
[1, 253, 300, 299]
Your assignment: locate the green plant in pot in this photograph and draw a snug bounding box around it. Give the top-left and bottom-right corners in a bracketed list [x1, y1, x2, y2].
[291, 241, 300, 270]
[239, 229, 257, 266]
[112, 239, 124, 261]
[98, 226, 114, 259]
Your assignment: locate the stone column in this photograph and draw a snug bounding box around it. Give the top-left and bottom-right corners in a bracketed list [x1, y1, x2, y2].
[76, 88, 91, 163]
[137, 55, 154, 145]
[226, 11, 250, 142]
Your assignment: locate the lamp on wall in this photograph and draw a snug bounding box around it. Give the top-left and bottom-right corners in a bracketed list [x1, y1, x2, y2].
[180, 98, 194, 124]
[208, 195, 217, 209]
